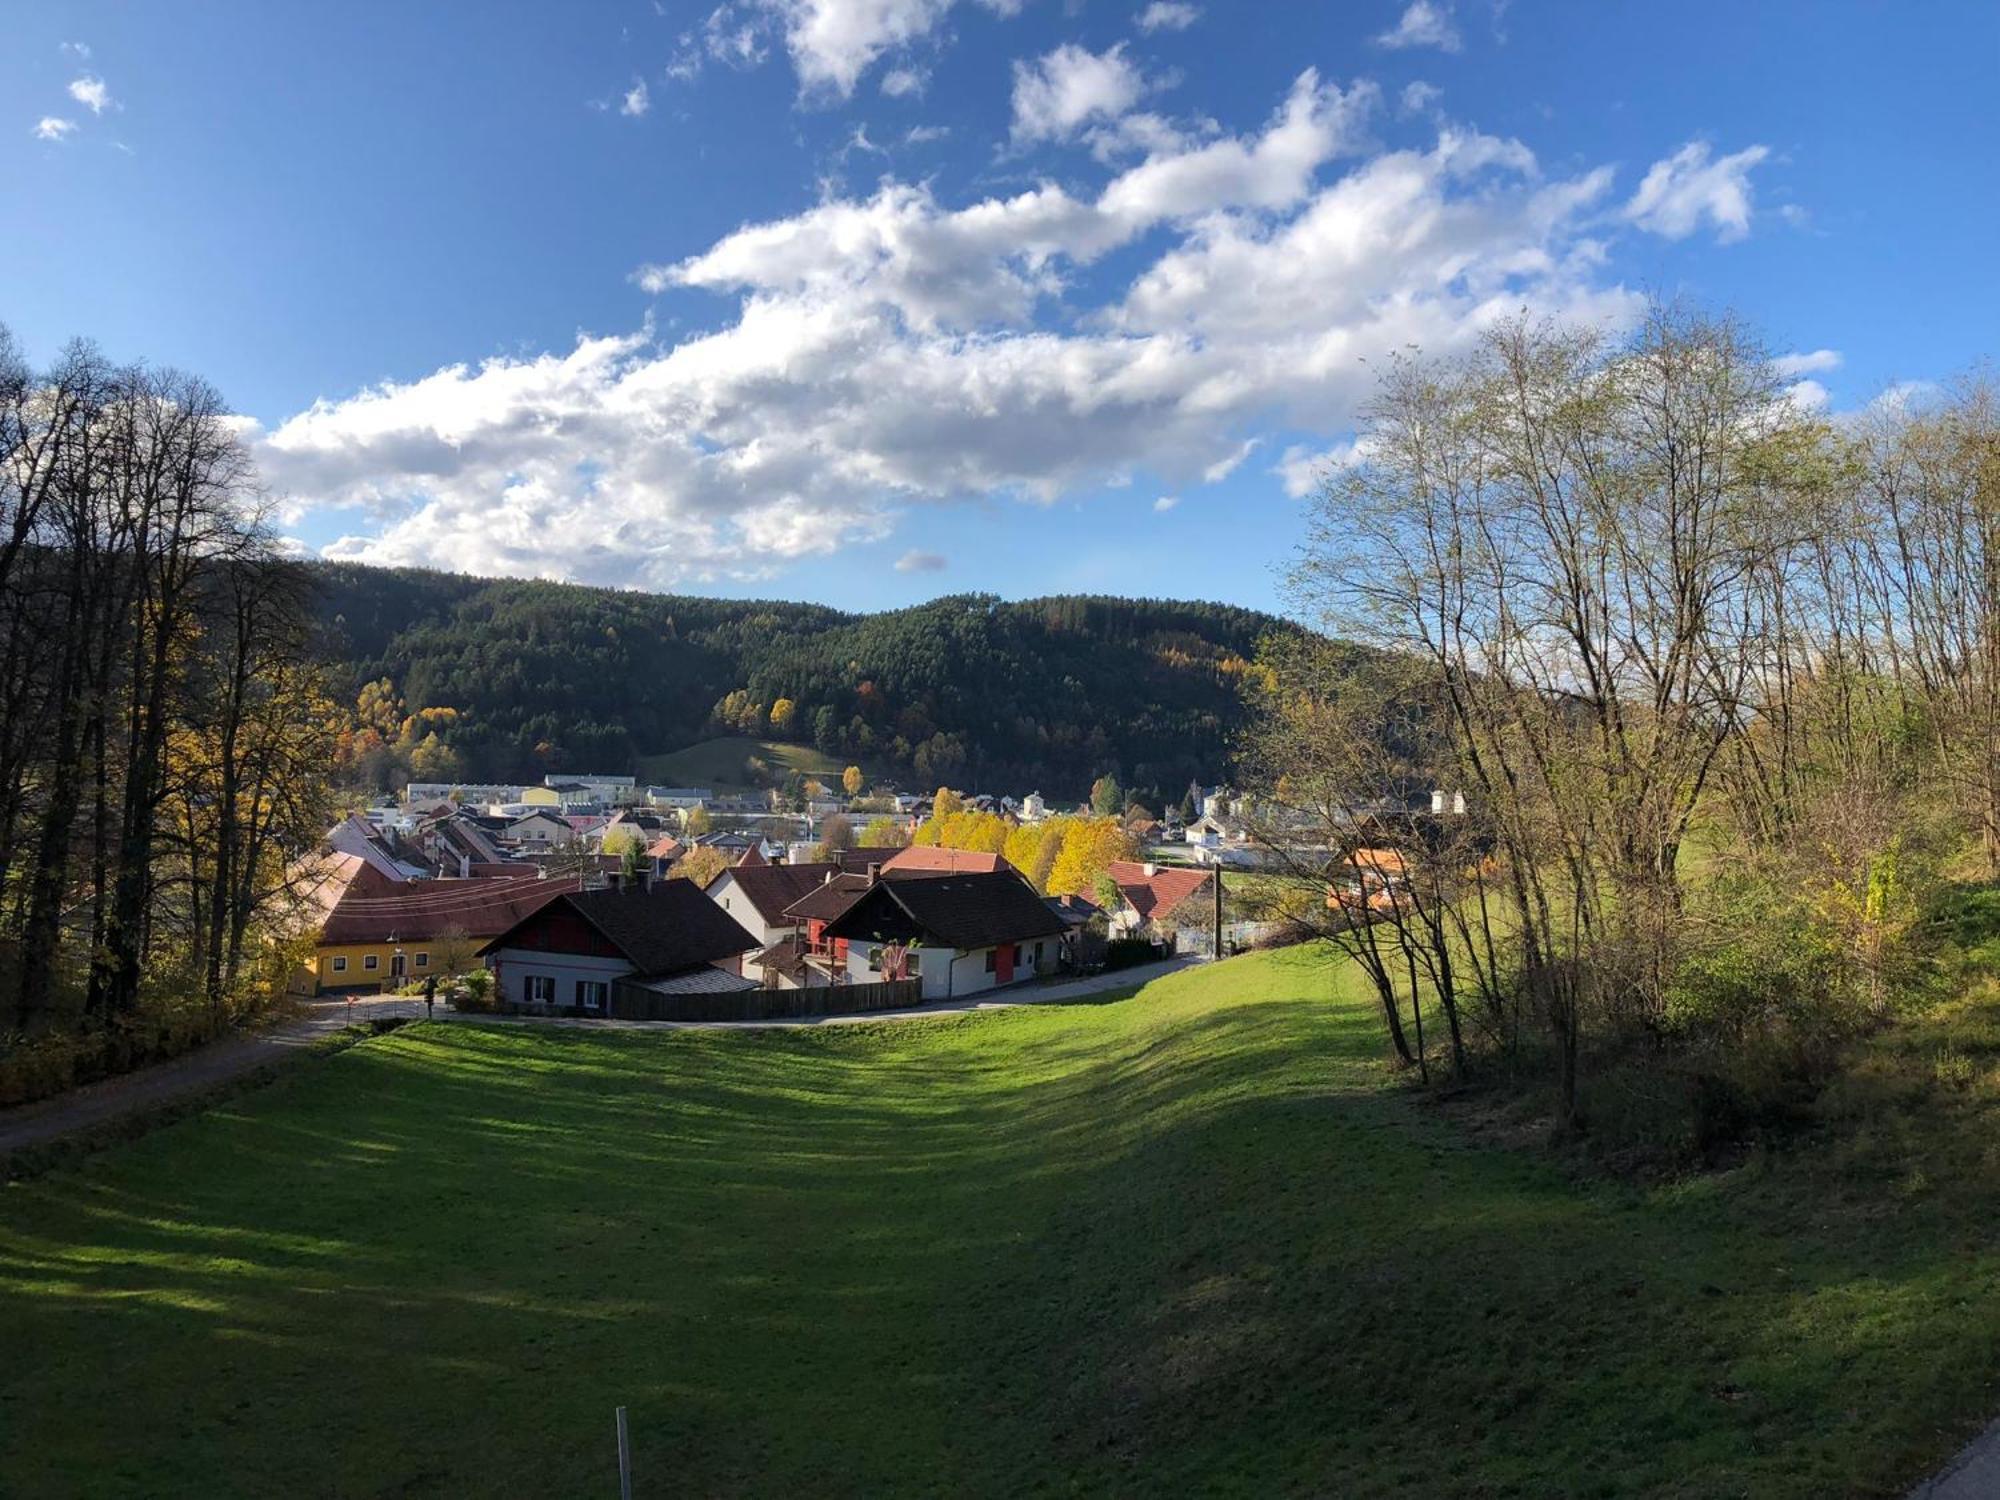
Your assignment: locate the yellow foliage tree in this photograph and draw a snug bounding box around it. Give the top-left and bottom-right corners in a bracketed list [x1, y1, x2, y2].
[1047, 817, 1137, 897]
[843, 764, 864, 797]
[769, 698, 798, 735]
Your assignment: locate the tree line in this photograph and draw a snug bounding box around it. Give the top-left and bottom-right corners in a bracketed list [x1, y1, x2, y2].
[1247, 302, 2000, 1142]
[0, 325, 336, 1040]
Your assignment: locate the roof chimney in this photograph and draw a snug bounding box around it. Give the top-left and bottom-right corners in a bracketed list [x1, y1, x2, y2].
[1431, 789, 1446, 815]
[866, 862, 882, 885]
[1143, 861, 1158, 878]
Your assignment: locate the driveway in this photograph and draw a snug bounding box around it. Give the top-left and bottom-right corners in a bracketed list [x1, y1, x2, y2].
[444, 955, 1204, 1033]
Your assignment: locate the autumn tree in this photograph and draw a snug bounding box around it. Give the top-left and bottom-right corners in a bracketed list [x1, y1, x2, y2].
[671, 846, 730, 888]
[842, 764, 864, 797]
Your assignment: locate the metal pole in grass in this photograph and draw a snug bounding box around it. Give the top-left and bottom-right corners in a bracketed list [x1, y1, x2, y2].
[615, 1406, 632, 1500]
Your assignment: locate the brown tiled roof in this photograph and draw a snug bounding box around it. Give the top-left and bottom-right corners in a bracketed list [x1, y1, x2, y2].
[881, 845, 1011, 875]
[319, 867, 580, 945]
[485, 881, 758, 976]
[823, 870, 1067, 950]
[834, 846, 905, 873]
[724, 862, 841, 924]
[1107, 860, 1213, 924]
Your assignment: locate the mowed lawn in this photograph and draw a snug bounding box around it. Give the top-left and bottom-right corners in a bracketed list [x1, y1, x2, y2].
[6, 950, 2000, 1497]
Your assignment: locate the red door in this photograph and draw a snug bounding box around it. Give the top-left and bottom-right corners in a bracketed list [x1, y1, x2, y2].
[994, 944, 1015, 984]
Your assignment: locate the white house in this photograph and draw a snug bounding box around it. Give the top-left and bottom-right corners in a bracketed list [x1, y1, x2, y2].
[403, 781, 526, 807]
[1020, 791, 1048, 822]
[647, 786, 713, 810]
[480, 881, 757, 1016]
[507, 810, 575, 847]
[705, 861, 842, 985]
[819, 869, 1068, 1002]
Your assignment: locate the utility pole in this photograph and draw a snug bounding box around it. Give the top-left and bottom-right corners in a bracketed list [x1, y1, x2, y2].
[1212, 866, 1223, 959]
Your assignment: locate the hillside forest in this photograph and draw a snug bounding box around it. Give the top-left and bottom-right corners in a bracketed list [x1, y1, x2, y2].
[316, 571, 1291, 801]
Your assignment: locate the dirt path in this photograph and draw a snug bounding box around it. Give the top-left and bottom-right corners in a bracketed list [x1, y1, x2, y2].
[0, 997, 421, 1160]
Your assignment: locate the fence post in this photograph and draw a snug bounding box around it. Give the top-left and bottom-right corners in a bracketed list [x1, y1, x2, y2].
[615, 1405, 632, 1500]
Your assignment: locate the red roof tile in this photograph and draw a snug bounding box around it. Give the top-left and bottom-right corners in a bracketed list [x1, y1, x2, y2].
[1107, 860, 1212, 924]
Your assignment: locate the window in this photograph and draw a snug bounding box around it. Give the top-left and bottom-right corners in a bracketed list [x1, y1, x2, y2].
[415, 952, 430, 968]
[576, 980, 608, 1012]
[985, 949, 997, 973]
[526, 974, 556, 1005]
[330, 955, 347, 973]
[363, 954, 379, 971]
[1034, 942, 1045, 967]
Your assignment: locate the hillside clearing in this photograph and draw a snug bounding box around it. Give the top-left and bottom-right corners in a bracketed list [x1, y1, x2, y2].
[5, 949, 2000, 1496]
[635, 736, 880, 795]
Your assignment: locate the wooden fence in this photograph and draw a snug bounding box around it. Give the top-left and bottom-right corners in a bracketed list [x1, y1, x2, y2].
[608, 976, 924, 1023]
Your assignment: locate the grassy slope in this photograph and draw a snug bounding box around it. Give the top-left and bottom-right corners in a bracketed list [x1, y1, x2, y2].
[5, 950, 2000, 1496]
[634, 736, 878, 795]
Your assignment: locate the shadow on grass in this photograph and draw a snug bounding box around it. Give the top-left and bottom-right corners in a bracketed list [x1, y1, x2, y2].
[2, 945, 1997, 1498]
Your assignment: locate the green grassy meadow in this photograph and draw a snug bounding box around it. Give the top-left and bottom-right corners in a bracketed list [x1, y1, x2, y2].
[7, 948, 2000, 1496]
[635, 736, 881, 796]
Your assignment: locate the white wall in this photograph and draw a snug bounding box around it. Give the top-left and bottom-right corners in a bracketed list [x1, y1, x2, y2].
[708, 872, 791, 983]
[846, 938, 1055, 1001]
[489, 947, 632, 1012]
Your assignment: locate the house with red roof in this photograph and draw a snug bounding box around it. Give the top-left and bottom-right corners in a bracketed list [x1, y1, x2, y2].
[881, 844, 1013, 876]
[309, 864, 580, 995]
[1105, 860, 1215, 942]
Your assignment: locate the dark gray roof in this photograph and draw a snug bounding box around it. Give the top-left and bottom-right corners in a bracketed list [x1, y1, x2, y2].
[486, 880, 757, 976]
[782, 872, 873, 923]
[823, 870, 1067, 950]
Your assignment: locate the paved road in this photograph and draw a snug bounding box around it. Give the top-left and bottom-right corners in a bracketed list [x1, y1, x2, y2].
[0, 959, 1200, 1158]
[0, 996, 423, 1160]
[1912, 1419, 2000, 1498]
[440, 955, 1202, 1033]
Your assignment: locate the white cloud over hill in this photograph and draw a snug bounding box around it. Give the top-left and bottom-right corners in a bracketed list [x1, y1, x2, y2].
[255, 64, 1769, 588]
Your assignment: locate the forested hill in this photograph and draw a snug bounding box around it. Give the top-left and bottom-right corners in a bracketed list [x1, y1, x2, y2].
[310, 562, 1301, 800]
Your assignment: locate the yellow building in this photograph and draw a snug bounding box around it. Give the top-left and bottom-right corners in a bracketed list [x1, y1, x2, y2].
[310, 864, 580, 995]
[519, 785, 562, 807]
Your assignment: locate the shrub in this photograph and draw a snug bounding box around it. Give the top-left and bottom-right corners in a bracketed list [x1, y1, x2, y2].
[453, 969, 496, 1013]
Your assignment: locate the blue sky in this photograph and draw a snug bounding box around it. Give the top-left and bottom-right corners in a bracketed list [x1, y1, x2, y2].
[6, 1, 1996, 616]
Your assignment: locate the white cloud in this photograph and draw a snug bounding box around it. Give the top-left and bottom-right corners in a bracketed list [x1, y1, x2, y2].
[1153, 494, 1179, 511]
[34, 117, 77, 143]
[880, 65, 926, 97]
[1276, 439, 1370, 498]
[620, 79, 651, 117]
[264, 75, 1654, 589]
[1137, 2, 1200, 32]
[1377, 1, 1461, 52]
[1202, 438, 1258, 483]
[672, 0, 1022, 99]
[1624, 140, 1770, 242]
[1399, 80, 1441, 115]
[895, 548, 948, 571]
[1010, 42, 1147, 145]
[60, 40, 91, 59]
[1771, 348, 1840, 378]
[67, 75, 113, 113]
[1780, 379, 1830, 414]
[905, 123, 951, 144]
